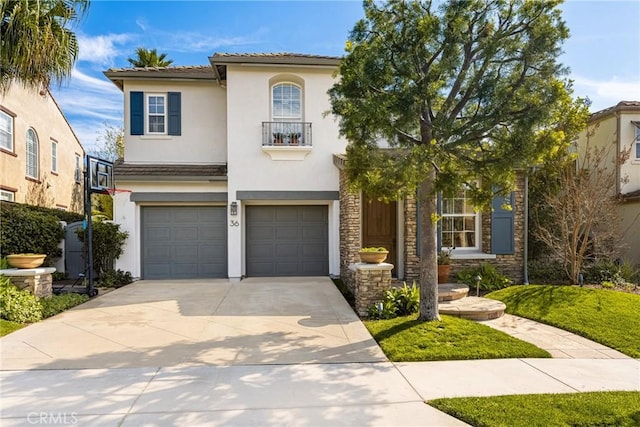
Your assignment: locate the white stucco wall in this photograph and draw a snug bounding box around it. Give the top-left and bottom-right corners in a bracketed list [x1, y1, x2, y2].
[122, 80, 227, 164]
[224, 65, 347, 278]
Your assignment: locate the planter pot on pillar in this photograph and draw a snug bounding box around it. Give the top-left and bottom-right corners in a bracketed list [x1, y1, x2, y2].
[6, 254, 47, 269]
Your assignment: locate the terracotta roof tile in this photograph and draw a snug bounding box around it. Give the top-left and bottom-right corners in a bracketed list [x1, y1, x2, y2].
[589, 101, 640, 121]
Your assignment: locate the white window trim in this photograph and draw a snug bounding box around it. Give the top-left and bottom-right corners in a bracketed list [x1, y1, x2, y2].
[51, 140, 58, 173]
[26, 128, 39, 179]
[146, 93, 167, 135]
[441, 189, 482, 252]
[635, 125, 640, 160]
[0, 110, 13, 152]
[0, 190, 14, 202]
[271, 82, 303, 122]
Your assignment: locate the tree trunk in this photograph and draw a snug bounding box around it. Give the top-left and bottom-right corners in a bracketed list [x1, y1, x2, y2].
[418, 167, 440, 321]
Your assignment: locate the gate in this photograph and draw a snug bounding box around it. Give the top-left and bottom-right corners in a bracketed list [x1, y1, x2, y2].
[65, 221, 86, 279]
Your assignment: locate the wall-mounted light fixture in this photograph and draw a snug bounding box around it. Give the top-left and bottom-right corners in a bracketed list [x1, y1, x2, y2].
[230, 201, 238, 216]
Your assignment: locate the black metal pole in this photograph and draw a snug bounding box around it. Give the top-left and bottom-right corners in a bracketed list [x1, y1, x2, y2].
[84, 158, 94, 296]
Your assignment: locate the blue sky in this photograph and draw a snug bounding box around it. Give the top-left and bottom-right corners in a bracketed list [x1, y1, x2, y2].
[51, 0, 640, 152]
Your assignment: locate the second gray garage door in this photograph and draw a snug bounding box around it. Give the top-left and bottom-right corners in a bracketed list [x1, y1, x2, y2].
[246, 206, 328, 276]
[142, 206, 227, 279]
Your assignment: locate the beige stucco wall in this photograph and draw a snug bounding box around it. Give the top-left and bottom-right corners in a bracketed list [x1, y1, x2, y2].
[619, 200, 640, 266]
[0, 84, 84, 212]
[618, 111, 640, 194]
[122, 80, 227, 164]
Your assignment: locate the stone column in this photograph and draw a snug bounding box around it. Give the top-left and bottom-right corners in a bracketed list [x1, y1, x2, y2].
[349, 263, 394, 317]
[0, 267, 56, 297]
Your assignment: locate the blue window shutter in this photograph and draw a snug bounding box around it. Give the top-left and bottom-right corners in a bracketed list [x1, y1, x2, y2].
[130, 91, 144, 135]
[491, 192, 515, 254]
[168, 92, 181, 136]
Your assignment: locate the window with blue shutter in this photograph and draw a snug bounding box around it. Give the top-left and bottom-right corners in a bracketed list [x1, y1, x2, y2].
[168, 92, 181, 136]
[130, 91, 144, 135]
[491, 192, 515, 254]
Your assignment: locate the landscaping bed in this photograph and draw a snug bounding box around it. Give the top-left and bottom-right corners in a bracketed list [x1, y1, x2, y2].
[486, 285, 640, 358]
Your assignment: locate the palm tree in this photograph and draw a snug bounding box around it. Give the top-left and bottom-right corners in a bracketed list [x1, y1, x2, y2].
[0, 0, 89, 92]
[127, 47, 173, 68]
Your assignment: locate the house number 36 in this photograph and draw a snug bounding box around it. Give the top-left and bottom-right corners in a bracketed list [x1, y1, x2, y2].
[229, 220, 240, 227]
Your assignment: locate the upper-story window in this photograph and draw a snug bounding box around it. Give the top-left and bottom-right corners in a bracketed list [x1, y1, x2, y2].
[130, 91, 181, 136]
[0, 190, 14, 202]
[75, 154, 82, 183]
[147, 94, 166, 134]
[441, 186, 480, 251]
[0, 109, 13, 152]
[51, 139, 58, 173]
[272, 83, 301, 122]
[26, 128, 39, 179]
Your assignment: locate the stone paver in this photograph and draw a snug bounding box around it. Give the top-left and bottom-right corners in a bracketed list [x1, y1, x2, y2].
[480, 314, 631, 359]
[439, 296, 506, 320]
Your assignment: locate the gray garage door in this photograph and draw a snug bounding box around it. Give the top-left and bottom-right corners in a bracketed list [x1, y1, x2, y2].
[246, 206, 328, 276]
[142, 206, 227, 279]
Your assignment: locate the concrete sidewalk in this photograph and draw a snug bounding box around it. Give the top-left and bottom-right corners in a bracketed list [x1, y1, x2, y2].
[1, 359, 638, 426]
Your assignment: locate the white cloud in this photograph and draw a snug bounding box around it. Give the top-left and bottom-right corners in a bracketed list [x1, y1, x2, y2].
[571, 75, 640, 112]
[77, 33, 133, 65]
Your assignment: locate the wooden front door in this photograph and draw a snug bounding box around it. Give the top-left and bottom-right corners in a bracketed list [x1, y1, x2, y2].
[362, 196, 397, 273]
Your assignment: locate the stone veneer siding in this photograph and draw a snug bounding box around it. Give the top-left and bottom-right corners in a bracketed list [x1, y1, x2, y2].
[338, 168, 362, 294]
[351, 264, 394, 317]
[9, 274, 53, 297]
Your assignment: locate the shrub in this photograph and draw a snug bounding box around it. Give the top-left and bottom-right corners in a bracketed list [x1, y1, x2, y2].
[369, 281, 420, 319]
[582, 258, 639, 285]
[0, 258, 8, 269]
[528, 259, 570, 284]
[40, 293, 88, 318]
[76, 220, 128, 276]
[0, 276, 42, 323]
[0, 203, 64, 260]
[457, 264, 512, 291]
[97, 269, 132, 288]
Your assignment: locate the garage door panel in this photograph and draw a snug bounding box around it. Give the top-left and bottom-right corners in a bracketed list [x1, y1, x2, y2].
[246, 206, 328, 277]
[143, 206, 227, 279]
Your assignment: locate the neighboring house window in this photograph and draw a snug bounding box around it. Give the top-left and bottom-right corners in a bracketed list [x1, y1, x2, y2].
[635, 125, 640, 160]
[26, 128, 39, 179]
[272, 83, 302, 121]
[75, 154, 82, 183]
[0, 109, 13, 151]
[441, 186, 480, 250]
[51, 140, 58, 173]
[147, 94, 166, 134]
[130, 91, 181, 136]
[0, 190, 14, 201]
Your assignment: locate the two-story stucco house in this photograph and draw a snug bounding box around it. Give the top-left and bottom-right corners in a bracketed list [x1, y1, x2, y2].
[576, 101, 640, 266]
[105, 53, 524, 282]
[0, 84, 84, 212]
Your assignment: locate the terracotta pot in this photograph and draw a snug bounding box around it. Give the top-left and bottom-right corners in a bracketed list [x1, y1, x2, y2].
[437, 264, 451, 283]
[359, 251, 388, 264]
[6, 254, 46, 269]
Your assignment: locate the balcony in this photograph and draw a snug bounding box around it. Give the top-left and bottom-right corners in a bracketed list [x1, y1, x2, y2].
[261, 121, 313, 161]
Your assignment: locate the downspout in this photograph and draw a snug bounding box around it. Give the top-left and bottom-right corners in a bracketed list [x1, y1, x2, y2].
[523, 170, 530, 285]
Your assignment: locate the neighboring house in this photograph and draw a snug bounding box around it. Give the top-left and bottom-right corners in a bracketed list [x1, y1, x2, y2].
[0, 84, 84, 212]
[575, 101, 640, 266]
[105, 53, 525, 282]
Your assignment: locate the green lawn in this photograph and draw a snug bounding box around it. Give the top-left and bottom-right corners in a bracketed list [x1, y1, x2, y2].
[429, 391, 640, 427]
[487, 285, 640, 358]
[363, 314, 550, 361]
[0, 319, 25, 337]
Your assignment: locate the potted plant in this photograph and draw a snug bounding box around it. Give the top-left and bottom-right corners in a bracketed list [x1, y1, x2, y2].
[437, 248, 453, 283]
[289, 132, 301, 145]
[273, 132, 284, 145]
[359, 247, 389, 264]
[6, 253, 47, 269]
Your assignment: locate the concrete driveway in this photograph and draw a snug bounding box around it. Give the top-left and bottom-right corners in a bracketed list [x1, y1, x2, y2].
[0, 277, 387, 370]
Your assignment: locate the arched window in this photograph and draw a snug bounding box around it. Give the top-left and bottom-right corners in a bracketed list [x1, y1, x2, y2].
[272, 83, 302, 121]
[26, 128, 39, 179]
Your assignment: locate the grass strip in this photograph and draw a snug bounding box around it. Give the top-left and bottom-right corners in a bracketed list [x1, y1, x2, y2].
[487, 285, 640, 358]
[364, 314, 550, 361]
[0, 319, 25, 337]
[429, 391, 640, 427]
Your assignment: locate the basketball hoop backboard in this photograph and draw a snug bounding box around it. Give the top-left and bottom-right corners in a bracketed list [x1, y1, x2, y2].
[87, 155, 114, 194]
